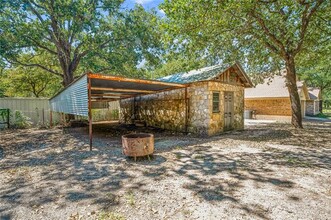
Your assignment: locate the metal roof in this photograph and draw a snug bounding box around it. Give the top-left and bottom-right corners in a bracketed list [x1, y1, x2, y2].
[158, 62, 253, 87]
[49, 73, 187, 116]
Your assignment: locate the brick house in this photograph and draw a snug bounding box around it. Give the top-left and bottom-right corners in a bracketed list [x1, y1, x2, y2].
[120, 62, 253, 136]
[244, 74, 321, 120]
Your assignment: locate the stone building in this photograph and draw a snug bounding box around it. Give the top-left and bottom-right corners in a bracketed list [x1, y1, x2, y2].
[306, 88, 322, 116]
[120, 62, 253, 136]
[245, 73, 321, 120]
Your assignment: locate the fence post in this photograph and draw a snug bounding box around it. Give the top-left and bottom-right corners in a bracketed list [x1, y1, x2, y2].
[42, 108, 45, 126]
[7, 109, 10, 129]
[50, 110, 53, 128]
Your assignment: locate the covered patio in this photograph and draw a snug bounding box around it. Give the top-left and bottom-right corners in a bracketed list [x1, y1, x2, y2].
[49, 73, 187, 150]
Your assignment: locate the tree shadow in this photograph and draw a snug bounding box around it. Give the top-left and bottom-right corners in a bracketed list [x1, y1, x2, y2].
[0, 121, 329, 219]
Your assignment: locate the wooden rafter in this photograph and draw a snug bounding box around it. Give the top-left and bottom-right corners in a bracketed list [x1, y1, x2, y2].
[88, 73, 187, 88]
[91, 93, 132, 98]
[91, 87, 155, 94]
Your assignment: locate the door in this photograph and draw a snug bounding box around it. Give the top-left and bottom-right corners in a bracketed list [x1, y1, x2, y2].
[300, 100, 305, 118]
[224, 92, 234, 130]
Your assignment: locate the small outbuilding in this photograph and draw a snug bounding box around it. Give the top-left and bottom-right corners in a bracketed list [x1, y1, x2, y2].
[49, 62, 252, 150]
[120, 62, 253, 135]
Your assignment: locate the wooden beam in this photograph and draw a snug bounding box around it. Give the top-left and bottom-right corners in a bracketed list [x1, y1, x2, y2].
[91, 93, 132, 98]
[91, 99, 119, 102]
[88, 73, 187, 88]
[91, 87, 155, 94]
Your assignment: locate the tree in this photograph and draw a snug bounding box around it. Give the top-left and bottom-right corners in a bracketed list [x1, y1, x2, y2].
[297, 34, 331, 99]
[162, 0, 330, 128]
[0, 1, 162, 86]
[1, 54, 62, 97]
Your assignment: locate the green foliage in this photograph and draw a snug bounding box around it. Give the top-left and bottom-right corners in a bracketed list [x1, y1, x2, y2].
[297, 36, 331, 100]
[91, 109, 119, 121]
[0, 109, 9, 122]
[161, 0, 330, 73]
[146, 57, 208, 79]
[0, 1, 163, 86]
[97, 211, 125, 220]
[13, 110, 32, 129]
[161, 0, 330, 128]
[1, 54, 62, 97]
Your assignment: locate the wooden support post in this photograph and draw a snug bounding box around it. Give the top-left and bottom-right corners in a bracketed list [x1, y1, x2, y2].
[42, 108, 45, 126]
[7, 109, 10, 129]
[50, 110, 53, 128]
[88, 75, 93, 151]
[185, 87, 188, 133]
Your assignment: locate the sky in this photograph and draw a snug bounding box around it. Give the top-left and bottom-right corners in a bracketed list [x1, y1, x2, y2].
[122, 0, 165, 14]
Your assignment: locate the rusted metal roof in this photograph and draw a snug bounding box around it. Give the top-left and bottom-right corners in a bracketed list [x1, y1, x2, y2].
[49, 73, 187, 116]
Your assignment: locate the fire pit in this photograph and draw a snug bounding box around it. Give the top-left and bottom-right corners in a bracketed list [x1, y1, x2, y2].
[122, 133, 154, 158]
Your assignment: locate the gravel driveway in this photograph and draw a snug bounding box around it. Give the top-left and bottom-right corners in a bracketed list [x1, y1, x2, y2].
[0, 121, 330, 220]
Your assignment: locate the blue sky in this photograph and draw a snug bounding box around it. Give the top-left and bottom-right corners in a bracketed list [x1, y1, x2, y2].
[122, 0, 165, 13]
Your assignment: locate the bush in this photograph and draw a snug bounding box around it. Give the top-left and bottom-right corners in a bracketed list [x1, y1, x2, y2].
[13, 110, 32, 129]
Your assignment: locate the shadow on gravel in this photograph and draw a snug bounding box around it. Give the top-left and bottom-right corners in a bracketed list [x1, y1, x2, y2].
[0, 121, 330, 219]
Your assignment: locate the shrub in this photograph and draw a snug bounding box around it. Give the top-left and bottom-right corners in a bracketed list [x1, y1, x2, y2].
[13, 110, 32, 129]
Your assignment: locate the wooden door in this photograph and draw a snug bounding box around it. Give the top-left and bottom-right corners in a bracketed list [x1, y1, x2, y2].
[224, 92, 234, 130]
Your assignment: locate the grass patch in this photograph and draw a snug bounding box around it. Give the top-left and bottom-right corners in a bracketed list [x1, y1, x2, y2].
[98, 211, 125, 220]
[192, 154, 204, 160]
[313, 112, 331, 119]
[286, 156, 312, 167]
[174, 145, 184, 150]
[125, 190, 135, 207]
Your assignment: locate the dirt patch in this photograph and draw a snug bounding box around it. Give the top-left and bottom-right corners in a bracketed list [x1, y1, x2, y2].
[0, 121, 330, 219]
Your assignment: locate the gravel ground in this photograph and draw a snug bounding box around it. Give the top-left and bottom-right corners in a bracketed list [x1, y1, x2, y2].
[0, 121, 330, 220]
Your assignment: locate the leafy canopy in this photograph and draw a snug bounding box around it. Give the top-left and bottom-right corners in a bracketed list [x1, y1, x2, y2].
[0, 0, 163, 85]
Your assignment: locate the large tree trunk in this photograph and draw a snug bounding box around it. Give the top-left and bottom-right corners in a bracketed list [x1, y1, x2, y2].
[285, 56, 303, 128]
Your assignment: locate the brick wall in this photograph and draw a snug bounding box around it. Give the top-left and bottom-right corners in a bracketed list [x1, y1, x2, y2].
[245, 98, 292, 116]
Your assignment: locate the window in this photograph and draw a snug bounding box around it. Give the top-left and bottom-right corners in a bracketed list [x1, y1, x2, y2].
[212, 92, 220, 113]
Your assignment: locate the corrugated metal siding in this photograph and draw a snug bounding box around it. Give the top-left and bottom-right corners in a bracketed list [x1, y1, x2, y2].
[50, 75, 88, 116]
[0, 98, 60, 125]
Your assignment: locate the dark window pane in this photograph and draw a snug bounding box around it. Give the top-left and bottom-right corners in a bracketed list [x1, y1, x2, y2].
[212, 92, 219, 112]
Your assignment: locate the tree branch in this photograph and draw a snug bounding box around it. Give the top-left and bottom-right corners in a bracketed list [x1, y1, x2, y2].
[293, 0, 324, 55]
[24, 35, 58, 55]
[5, 58, 63, 77]
[249, 9, 286, 56]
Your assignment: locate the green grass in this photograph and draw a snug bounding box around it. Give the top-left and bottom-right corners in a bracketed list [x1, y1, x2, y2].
[314, 111, 331, 119]
[98, 211, 125, 220]
[125, 190, 135, 207]
[322, 108, 331, 118]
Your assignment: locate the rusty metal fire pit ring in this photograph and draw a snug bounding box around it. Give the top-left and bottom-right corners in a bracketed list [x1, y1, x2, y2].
[122, 133, 154, 158]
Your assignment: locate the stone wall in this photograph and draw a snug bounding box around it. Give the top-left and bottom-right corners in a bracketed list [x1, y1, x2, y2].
[120, 88, 186, 132]
[120, 81, 245, 136]
[305, 100, 319, 116]
[245, 98, 292, 116]
[208, 82, 244, 135]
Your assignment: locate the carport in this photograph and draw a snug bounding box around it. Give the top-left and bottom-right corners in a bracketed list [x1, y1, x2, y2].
[49, 73, 187, 150]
